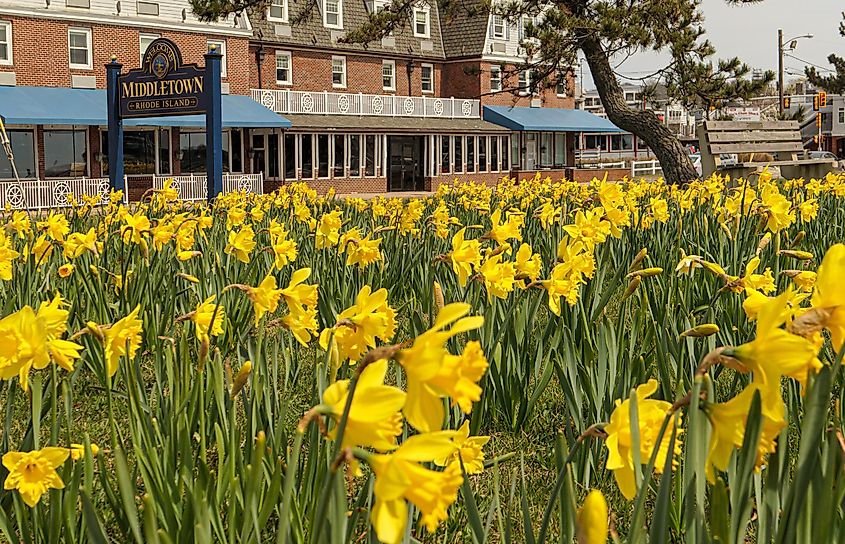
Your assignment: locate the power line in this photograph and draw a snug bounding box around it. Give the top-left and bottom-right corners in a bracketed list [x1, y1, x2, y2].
[783, 52, 834, 73]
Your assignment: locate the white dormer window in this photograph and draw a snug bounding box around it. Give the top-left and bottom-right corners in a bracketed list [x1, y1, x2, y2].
[323, 0, 343, 28]
[518, 15, 534, 41]
[268, 0, 288, 22]
[490, 14, 505, 39]
[413, 6, 430, 38]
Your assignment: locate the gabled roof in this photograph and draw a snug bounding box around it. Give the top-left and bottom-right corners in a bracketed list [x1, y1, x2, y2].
[250, 0, 446, 59]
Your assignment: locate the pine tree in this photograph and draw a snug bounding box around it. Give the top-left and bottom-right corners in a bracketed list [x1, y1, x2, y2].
[191, 0, 775, 184]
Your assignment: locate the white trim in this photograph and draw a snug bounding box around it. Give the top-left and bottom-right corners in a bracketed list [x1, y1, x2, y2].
[420, 62, 433, 94]
[331, 55, 346, 88]
[412, 6, 429, 38]
[490, 14, 505, 39]
[275, 50, 292, 85]
[489, 65, 502, 92]
[138, 32, 159, 65]
[68, 27, 92, 70]
[267, 0, 288, 22]
[207, 39, 226, 78]
[382, 60, 395, 91]
[0, 20, 11, 66]
[322, 0, 343, 29]
[0, 7, 252, 36]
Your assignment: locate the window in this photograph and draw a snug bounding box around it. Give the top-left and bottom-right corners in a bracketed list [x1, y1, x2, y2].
[839, 108, 845, 124]
[511, 135, 519, 169]
[554, 133, 565, 168]
[349, 134, 361, 176]
[556, 74, 567, 96]
[317, 134, 329, 178]
[139, 33, 159, 64]
[490, 14, 505, 39]
[137, 1, 159, 15]
[421, 63, 433, 93]
[284, 134, 296, 179]
[108, 130, 155, 175]
[610, 134, 633, 151]
[266, 133, 278, 177]
[501, 135, 510, 170]
[413, 7, 429, 38]
[490, 137, 499, 171]
[453, 136, 463, 173]
[382, 60, 395, 91]
[0, 21, 11, 66]
[466, 136, 475, 173]
[518, 71, 529, 95]
[68, 28, 92, 70]
[159, 129, 171, 174]
[301, 135, 313, 178]
[44, 129, 87, 177]
[207, 40, 226, 78]
[268, 0, 288, 22]
[323, 0, 342, 28]
[0, 130, 35, 178]
[518, 15, 533, 41]
[331, 56, 346, 88]
[440, 135, 451, 174]
[478, 137, 487, 172]
[333, 135, 345, 177]
[490, 66, 502, 92]
[179, 132, 206, 173]
[364, 135, 376, 176]
[276, 51, 292, 84]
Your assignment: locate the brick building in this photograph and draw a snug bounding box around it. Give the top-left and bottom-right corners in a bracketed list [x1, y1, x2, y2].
[0, 0, 620, 197]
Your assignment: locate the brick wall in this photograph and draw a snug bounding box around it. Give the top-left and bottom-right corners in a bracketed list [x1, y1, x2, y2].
[0, 16, 251, 94]
[264, 176, 388, 195]
[441, 61, 481, 100]
[250, 46, 443, 97]
[428, 172, 504, 191]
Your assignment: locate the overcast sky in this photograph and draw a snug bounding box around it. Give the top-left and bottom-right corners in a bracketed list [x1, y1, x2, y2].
[581, 0, 844, 91]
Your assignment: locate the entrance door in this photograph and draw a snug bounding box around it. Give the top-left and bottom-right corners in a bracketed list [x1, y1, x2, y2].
[524, 133, 537, 170]
[388, 136, 425, 191]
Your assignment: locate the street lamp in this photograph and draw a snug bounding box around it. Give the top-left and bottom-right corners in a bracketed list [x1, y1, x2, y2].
[778, 29, 813, 115]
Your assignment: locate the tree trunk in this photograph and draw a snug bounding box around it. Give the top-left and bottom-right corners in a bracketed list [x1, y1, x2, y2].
[580, 36, 698, 185]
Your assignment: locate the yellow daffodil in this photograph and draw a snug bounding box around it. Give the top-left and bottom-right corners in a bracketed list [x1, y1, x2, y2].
[433, 420, 489, 474]
[191, 295, 225, 343]
[247, 275, 283, 325]
[450, 227, 482, 287]
[319, 285, 395, 364]
[2, 447, 70, 507]
[225, 225, 256, 264]
[97, 305, 143, 377]
[478, 254, 517, 301]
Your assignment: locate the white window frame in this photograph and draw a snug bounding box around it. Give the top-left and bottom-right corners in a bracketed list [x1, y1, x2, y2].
[421, 63, 434, 94]
[490, 14, 505, 39]
[0, 20, 12, 66]
[323, 0, 343, 29]
[275, 51, 292, 85]
[490, 65, 502, 92]
[413, 6, 430, 38]
[139, 33, 159, 64]
[518, 71, 529, 96]
[207, 39, 226, 78]
[267, 0, 288, 22]
[382, 60, 395, 91]
[68, 27, 92, 70]
[331, 55, 347, 88]
[556, 72, 567, 97]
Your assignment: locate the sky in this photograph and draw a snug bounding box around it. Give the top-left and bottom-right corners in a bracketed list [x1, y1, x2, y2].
[581, 0, 844, 91]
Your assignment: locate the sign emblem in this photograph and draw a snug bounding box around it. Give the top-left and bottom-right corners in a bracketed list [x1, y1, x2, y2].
[118, 38, 207, 118]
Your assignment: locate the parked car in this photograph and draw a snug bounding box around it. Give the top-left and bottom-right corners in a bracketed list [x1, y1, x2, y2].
[808, 151, 845, 170]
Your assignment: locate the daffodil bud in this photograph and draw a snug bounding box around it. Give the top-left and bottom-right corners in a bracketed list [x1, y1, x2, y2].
[778, 249, 814, 261]
[230, 361, 252, 399]
[680, 324, 719, 338]
[628, 248, 647, 272]
[757, 233, 772, 254]
[626, 267, 663, 279]
[576, 490, 608, 544]
[89, 265, 100, 278]
[622, 276, 641, 300]
[790, 230, 805, 246]
[433, 281, 445, 311]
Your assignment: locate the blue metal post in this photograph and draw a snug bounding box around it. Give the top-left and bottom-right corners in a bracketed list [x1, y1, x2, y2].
[105, 56, 124, 193]
[204, 46, 223, 200]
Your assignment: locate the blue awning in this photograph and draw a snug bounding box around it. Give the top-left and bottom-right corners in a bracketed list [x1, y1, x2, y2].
[0, 86, 290, 128]
[483, 105, 624, 133]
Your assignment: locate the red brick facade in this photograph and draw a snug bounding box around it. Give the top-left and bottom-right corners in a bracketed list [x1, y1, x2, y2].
[0, 16, 251, 94]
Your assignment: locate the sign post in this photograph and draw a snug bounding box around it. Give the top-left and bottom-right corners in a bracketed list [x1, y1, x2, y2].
[106, 38, 223, 201]
[106, 57, 124, 193]
[204, 46, 223, 199]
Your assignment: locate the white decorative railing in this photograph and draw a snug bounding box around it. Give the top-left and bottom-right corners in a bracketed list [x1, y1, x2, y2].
[251, 89, 481, 119]
[152, 173, 264, 201]
[579, 161, 626, 170]
[0, 177, 122, 210]
[631, 159, 663, 177]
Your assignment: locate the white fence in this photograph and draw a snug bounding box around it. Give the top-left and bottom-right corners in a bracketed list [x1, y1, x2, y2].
[0, 177, 121, 210]
[252, 89, 481, 119]
[578, 161, 626, 170]
[152, 173, 264, 201]
[631, 160, 663, 177]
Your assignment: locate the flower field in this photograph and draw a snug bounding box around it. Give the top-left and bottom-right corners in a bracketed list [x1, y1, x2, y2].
[0, 171, 844, 543]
